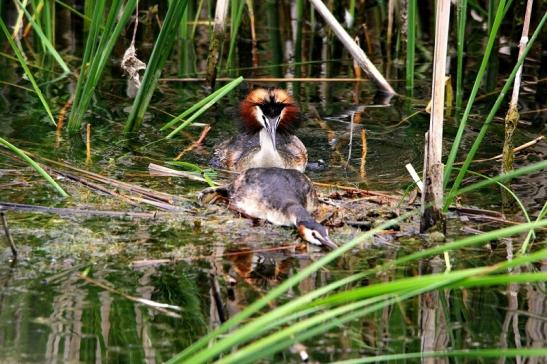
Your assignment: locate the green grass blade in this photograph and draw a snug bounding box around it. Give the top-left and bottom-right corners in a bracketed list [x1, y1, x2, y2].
[455, 0, 467, 113]
[209, 250, 547, 363]
[0, 18, 55, 126]
[54, 0, 90, 21]
[224, 0, 245, 73]
[124, 0, 190, 133]
[443, 0, 507, 185]
[0, 137, 68, 197]
[68, 0, 137, 132]
[164, 76, 244, 138]
[521, 201, 547, 254]
[455, 167, 533, 225]
[15, 0, 70, 73]
[405, 0, 416, 92]
[166, 161, 217, 187]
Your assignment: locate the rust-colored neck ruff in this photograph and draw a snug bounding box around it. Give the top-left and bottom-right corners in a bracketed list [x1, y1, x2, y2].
[240, 88, 299, 133]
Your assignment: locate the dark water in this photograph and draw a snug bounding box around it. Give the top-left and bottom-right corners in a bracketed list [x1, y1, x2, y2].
[1, 4, 546, 363]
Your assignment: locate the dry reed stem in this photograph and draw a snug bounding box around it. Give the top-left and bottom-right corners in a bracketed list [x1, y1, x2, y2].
[55, 97, 73, 148]
[360, 128, 367, 178]
[175, 124, 212, 160]
[455, 135, 544, 165]
[0, 202, 162, 219]
[11, 0, 29, 38]
[503, 0, 534, 174]
[309, 0, 395, 94]
[206, 0, 229, 88]
[421, 0, 450, 232]
[85, 123, 91, 164]
[160, 77, 377, 82]
[1, 212, 17, 257]
[245, 0, 259, 71]
[22, 0, 43, 38]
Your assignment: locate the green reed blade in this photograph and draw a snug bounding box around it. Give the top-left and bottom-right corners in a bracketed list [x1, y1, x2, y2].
[171, 202, 547, 364]
[405, 0, 416, 92]
[0, 18, 55, 126]
[15, 0, 70, 73]
[455, 0, 467, 113]
[68, 0, 137, 132]
[225, 0, 245, 73]
[164, 76, 244, 138]
[0, 137, 68, 197]
[443, 0, 507, 186]
[168, 205, 547, 363]
[54, 0, 90, 21]
[444, 12, 547, 210]
[197, 250, 547, 363]
[124, 0, 189, 133]
[521, 201, 547, 254]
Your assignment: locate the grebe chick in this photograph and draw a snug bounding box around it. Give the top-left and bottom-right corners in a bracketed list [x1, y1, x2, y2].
[202, 168, 337, 250]
[210, 88, 307, 172]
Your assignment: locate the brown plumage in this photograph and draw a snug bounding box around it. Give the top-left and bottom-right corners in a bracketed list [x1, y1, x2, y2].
[210, 88, 307, 172]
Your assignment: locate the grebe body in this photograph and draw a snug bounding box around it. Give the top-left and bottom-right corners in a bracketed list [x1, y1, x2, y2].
[222, 168, 337, 250]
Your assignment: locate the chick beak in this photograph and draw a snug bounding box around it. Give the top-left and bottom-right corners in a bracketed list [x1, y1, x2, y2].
[318, 235, 338, 251]
[265, 116, 280, 150]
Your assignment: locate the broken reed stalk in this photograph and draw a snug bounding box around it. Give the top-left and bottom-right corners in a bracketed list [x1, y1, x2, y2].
[360, 128, 367, 178]
[420, 0, 450, 233]
[308, 0, 395, 95]
[206, 0, 229, 89]
[502, 0, 534, 174]
[245, 0, 259, 70]
[1, 212, 17, 258]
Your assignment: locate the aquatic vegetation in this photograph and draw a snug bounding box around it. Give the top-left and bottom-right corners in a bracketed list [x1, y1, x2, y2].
[0, 137, 68, 197]
[0, 1, 545, 362]
[125, 0, 189, 133]
[68, 0, 137, 132]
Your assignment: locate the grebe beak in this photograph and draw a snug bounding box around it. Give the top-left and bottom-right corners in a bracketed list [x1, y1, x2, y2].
[317, 235, 338, 251]
[264, 115, 280, 150]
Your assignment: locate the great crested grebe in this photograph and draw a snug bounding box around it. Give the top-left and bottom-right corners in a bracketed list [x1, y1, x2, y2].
[210, 88, 308, 172]
[200, 167, 337, 250]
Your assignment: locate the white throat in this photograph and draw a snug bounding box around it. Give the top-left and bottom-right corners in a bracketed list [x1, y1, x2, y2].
[250, 128, 284, 168]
